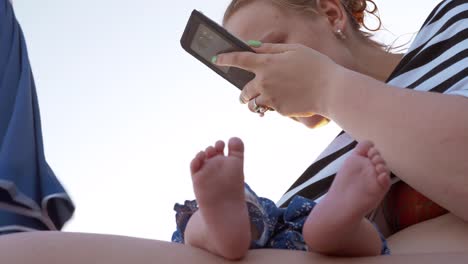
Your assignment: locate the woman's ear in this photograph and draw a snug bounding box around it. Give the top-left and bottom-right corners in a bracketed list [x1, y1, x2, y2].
[315, 0, 347, 31]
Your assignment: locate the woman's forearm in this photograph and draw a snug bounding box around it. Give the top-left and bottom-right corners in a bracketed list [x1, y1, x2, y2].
[324, 68, 468, 220]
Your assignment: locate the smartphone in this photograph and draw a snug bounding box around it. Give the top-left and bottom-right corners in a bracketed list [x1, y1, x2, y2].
[180, 10, 256, 90]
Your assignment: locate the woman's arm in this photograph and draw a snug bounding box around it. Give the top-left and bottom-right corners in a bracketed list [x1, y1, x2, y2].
[0, 230, 467, 264]
[324, 67, 468, 220]
[216, 43, 468, 220]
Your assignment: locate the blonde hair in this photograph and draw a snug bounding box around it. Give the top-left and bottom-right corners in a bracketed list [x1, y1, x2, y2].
[223, 0, 384, 48]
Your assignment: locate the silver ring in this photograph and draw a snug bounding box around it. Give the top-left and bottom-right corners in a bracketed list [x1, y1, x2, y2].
[253, 98, 268, 114]
[252, 97, 260, 112]
[257, 106, 267, 114]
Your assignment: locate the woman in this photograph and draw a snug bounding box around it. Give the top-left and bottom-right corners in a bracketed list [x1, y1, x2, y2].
[215, 0, 468, 235]
[217, 0, 468, 228]
[1, 0, 467, 263]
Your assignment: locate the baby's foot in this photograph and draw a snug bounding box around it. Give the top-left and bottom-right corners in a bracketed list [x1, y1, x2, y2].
[303, 141, 390, 255]
[190, 137, 250, 260]
[327, 141, 391, 215]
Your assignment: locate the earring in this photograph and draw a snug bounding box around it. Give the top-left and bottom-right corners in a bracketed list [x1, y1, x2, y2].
[334, 29, 346, 40]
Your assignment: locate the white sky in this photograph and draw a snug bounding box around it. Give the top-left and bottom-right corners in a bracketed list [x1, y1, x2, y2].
[12, 0, 441, 241]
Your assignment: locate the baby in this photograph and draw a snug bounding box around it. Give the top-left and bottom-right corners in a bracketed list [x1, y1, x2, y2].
[172, 137, 391, 259]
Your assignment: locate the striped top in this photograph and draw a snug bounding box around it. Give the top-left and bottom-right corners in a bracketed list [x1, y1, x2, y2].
[278, 0, 468, 208]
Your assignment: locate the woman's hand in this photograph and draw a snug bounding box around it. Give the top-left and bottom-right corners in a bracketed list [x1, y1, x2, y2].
[214, 43, 341, 118]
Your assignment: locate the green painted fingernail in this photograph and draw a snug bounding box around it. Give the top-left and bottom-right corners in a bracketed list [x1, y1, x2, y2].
[247, 40, 262, 47]
[211, 55, 217, 64]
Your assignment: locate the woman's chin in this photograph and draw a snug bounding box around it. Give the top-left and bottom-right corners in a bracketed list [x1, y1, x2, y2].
[296, 115, 330, 129]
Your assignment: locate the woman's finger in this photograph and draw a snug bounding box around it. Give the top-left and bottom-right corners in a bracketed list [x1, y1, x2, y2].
[214, 43, 299, 70]
[214, 51, 261, 71]
[251, 42, 301, 54]
[248, 96, 270, 115]
[239, 79, 260, 104]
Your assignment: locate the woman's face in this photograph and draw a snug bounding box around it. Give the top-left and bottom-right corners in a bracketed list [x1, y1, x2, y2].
[224, 0, 353, 68]
[224, 0, 347, 128]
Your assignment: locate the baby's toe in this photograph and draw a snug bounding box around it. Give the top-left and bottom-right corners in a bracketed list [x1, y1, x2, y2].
[377, 172, 391, 190]
[228, 137, 245, 159]
[371, 155, 385, 167]
[190, 151, 206, 174]
[354, 141, 374, 157]
[367, 147, 379, 159]
[214, 140, 225, 155]
[205, 146, 217, 158]
[376, 164, 388, 175]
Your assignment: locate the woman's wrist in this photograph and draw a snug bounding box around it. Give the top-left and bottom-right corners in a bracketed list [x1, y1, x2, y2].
[318, 64, 350, 119]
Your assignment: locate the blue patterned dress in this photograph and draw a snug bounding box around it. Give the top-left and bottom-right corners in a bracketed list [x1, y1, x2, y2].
[172, 183, 389, 254]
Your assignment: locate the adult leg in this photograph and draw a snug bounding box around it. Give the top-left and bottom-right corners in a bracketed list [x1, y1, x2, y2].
[387, 213, 468, 254]
[0, 231, 468, 264]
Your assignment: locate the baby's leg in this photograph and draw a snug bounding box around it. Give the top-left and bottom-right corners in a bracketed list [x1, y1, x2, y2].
[303, 141, 391, 257]
[184, 138, 251, 260]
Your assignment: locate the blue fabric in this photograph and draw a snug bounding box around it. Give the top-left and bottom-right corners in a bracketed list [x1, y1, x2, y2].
[172, 183, 390, 255]
[0, 0, 74, 231]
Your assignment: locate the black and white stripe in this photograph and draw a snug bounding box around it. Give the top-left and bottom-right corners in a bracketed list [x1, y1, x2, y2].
[278, 0, 468, 207]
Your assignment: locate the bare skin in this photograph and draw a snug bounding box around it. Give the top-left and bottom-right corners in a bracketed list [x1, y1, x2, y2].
[185, 138, 390, 259]
[1, 231, 468, 264]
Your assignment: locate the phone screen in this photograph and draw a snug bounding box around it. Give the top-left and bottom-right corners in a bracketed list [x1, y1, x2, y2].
[181, 10, 256, 90]
[190, 23, 233, 74]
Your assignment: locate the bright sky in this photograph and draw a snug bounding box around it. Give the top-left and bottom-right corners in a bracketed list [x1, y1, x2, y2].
[12, 0, 441, 241]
